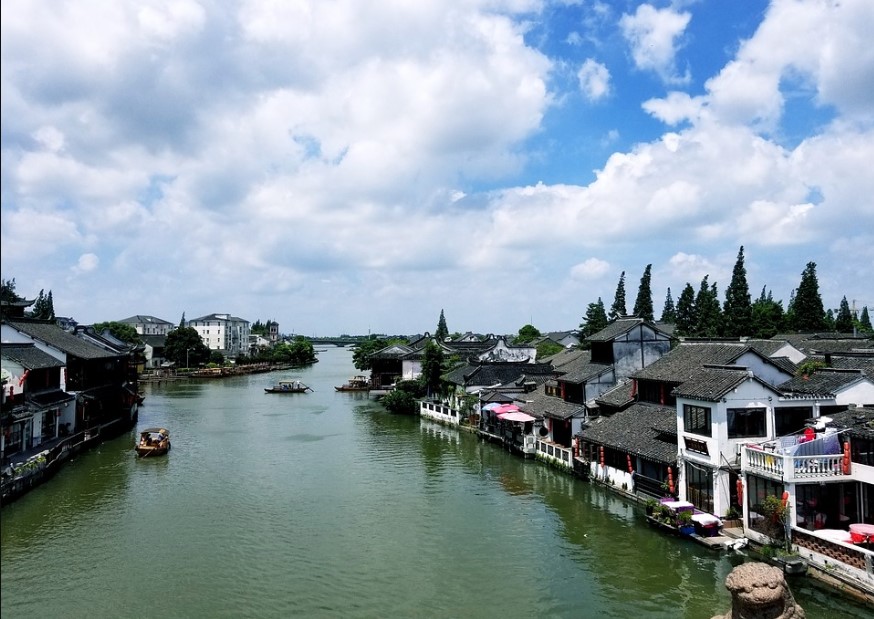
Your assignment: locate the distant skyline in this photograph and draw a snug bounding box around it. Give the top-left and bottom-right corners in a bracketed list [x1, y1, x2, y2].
[2, 1, 872, 336]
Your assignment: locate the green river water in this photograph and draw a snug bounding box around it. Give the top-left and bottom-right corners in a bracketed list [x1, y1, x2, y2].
[2, 346, 871, 618]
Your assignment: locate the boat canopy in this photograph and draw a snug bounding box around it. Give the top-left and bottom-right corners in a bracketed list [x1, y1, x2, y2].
[141, 427, 169, 435]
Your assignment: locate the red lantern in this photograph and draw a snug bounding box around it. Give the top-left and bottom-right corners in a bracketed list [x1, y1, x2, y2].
[667, 466, 674, 495]
[626, 454, 633, 474]
[599, 446, 605, 466]
[843, 441, 851, 475]
[736, 479, 743, 506]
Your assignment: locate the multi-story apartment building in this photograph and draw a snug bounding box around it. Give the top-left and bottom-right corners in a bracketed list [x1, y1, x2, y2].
[188, 313, 250, 359]
[118, 315, 175, 336]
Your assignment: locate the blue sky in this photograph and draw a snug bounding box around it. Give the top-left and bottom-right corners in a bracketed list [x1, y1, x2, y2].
[2, 0, 872, 337]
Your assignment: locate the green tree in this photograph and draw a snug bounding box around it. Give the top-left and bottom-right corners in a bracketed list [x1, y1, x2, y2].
[272, 337, 317, 366]
[609, 271, 627, 321]
[536, 340, 565, 359]
[859, 306, 872, 333]
[179, 312, 186, 329]
[675, 283, 696, 336]
[435, 309, 449, 342]
[380, 388, 418, 415]
[660, 288, 676, 324]
[580, 297, 609, 338]
[165, 327, 209, 368]
[790, 262, 826, 332]
[834, 296, 853, 333]
[750, 287, 785, 339]
[0, 278, 22, 303]
[694, 279, 722, 337]
[92, 321, 143, 345]
[722, 246, 752, 337]
[420, 340, 445, 397]
[352, 336, 389, 371]
[632, 264, 654, 321]
[515, 324, 541, 344]
[31, 289, 56, 320]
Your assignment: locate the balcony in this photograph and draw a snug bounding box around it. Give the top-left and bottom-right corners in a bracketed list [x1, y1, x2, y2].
[741, 445, 848, 483]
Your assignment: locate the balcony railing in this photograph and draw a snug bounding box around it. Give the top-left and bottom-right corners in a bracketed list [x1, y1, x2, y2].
[742, 446, 848, 482]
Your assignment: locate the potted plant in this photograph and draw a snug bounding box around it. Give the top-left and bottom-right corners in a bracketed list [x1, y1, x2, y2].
[645, 498, 658, 516]
[676, 510, 695, 535]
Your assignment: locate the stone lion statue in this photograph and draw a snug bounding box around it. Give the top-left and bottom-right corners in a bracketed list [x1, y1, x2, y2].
[713, 562, 805, 619]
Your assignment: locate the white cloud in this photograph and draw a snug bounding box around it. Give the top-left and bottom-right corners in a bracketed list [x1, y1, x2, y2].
[577, 59, 610, 101]
[73, 253, 100, 275]
[619, 4, 691, 84]
[571, 258, 611, 280]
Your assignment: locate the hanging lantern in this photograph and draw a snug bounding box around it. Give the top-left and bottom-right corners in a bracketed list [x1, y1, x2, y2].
[736, 479, 743, 506]
[667, 466, 674, 495]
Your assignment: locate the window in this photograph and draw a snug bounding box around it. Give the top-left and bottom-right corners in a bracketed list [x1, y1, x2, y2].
[727, 408, 766, 438]
[774, 406, 811, 436]
[685, 463, 714, 514]
[746, 475, 784, 535]
[683, 404, 712, 437]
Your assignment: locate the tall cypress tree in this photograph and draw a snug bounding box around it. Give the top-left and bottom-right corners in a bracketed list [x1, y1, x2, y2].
[834, 296, 853, 333]
[694, 276, 722, 337]
[609, 271, 627, 321]
[435, 309, 449, 341]
[722, 246, 752, 337]
[660, 288, 677, 323]
[632, 264, 654, 322]
[859, 306, 872, 333]
[580, 297, 609, 338]
[791, 262, 826, 332]
[675, 283, 697, 336]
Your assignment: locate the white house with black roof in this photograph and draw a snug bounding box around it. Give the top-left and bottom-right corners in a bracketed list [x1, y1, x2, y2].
[118, 315, 175, 336]
[1, 342, 76, 463]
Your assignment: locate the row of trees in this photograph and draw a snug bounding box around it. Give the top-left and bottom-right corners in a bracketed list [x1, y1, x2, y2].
[581, 249, 872, 339]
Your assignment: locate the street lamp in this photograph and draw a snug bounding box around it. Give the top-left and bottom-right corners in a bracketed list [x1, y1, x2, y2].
[186, 348, 192, 369]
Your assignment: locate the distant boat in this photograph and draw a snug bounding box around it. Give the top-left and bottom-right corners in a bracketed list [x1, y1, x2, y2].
[135, 428, 170, 458]
[265, 379, 312, 394]
[335, 375, 370, 392]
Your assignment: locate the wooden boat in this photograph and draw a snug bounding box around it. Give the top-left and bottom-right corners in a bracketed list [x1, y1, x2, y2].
[265, 380, 312, 393]
[335, 375, 370, 392]
[136, 428, 170, 457]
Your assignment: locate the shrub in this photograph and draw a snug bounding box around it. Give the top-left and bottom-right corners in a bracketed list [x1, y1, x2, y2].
[380, 389, 418, 415]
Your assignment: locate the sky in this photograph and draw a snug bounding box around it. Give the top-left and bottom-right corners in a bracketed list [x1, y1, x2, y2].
[2, 0, 873, 338]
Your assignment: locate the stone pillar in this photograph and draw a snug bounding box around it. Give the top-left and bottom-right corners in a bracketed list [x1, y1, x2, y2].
[712, 562, 805, 619]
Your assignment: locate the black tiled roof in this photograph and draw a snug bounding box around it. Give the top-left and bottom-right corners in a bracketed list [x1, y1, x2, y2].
[825, 407, 874, 440]
[4, 319, 117, 360]
[632, 342, 748, 382]
[0, 343, 64, 369]
[444, 362, 553, 388]
[578, 403, 678, 464]
[594, 379, 635, 408]
[809, 353, 874, 378]
[559, 361, 612, 384]
[516, 387, 585, 420]
[671, 367, 759, 402]
[369, 344, 415, 360]
[587, 317, 646, 342]
[778, 369, 869, 396]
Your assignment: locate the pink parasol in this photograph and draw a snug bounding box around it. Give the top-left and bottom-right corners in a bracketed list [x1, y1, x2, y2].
[494, 404, 520, 415]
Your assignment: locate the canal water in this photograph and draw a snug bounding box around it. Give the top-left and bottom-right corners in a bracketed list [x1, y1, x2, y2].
[1, 346, 869, 618]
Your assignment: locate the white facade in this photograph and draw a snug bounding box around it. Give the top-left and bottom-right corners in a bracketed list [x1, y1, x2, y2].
[188, 313, 251, 358]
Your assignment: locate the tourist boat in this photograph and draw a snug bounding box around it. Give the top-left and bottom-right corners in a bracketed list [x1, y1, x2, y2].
[335, 375, 370, 392]
[135, 428, 170, 457]
[265, 380, 312, 393]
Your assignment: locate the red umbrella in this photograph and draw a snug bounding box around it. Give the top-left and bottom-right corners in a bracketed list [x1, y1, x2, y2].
[494, 404, 520, 415]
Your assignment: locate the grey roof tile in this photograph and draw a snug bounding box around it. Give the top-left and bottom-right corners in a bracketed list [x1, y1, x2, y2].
[4, 319, 117, 360]
[578, 403, 678, 464]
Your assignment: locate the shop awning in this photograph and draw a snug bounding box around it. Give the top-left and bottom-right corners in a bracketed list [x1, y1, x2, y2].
[498, 411, 535, 422]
